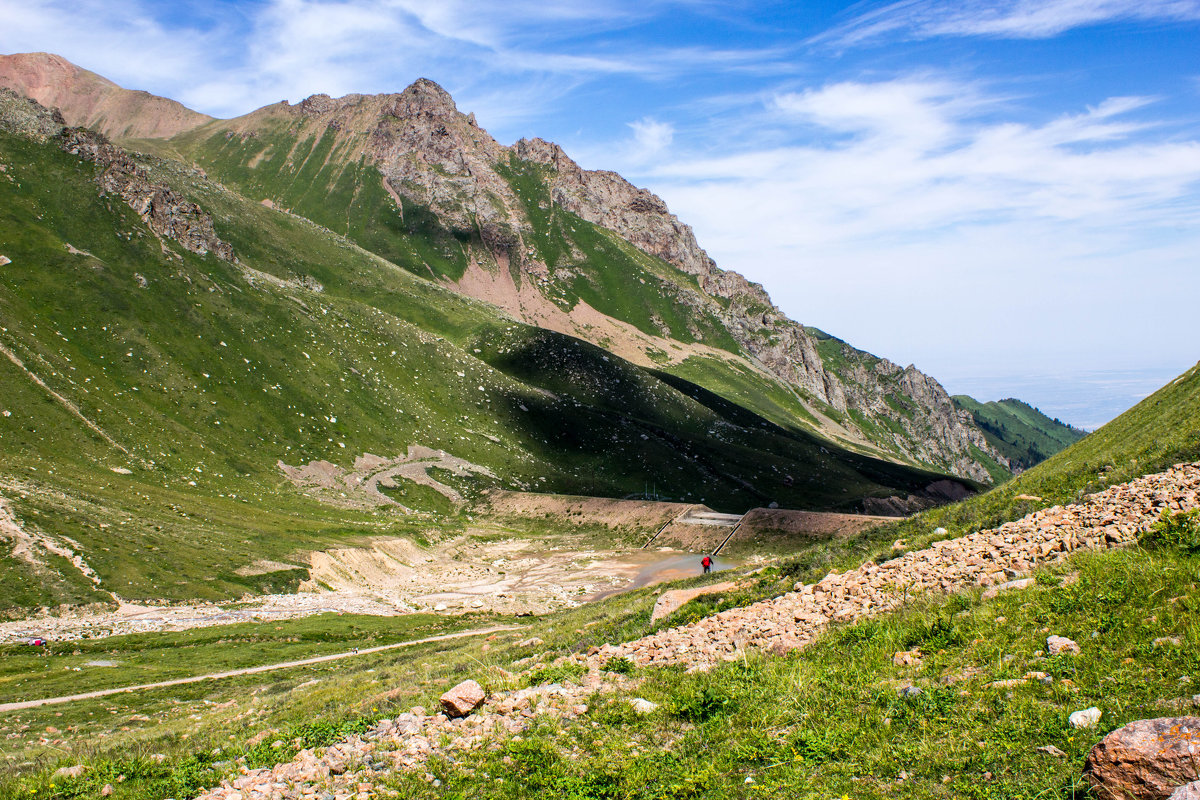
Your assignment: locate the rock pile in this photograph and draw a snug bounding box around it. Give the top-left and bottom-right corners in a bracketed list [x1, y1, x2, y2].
[591, 463, 1200, 670]
[193, 463, 1200, 799]
[194, 676, 620, 800]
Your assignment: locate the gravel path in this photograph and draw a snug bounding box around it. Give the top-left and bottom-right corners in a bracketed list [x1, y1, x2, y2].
[0, 625, 520, 712]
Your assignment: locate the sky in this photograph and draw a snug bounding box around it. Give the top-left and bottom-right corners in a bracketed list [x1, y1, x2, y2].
[3, 0, 1199, 428]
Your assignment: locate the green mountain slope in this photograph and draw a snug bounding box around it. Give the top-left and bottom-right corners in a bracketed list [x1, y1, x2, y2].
[952, 395, 1086, 472]
[877, 362, 1200, 546]
[145, 81, 1010, 484]
[0, 97, 969, 614]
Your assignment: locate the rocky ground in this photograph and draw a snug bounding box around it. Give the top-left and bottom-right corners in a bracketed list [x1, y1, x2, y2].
[0, 535, 726, 643]
[189, 462, 1200, 800]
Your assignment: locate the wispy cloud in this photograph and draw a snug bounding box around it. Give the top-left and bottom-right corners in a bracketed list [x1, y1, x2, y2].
[0, 0, 793, 124]
[819, 0, 1200, 45]
[620, 75, 1200, 377]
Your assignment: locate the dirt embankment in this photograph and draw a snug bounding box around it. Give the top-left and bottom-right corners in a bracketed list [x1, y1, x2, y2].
[480, 491, 692, 532]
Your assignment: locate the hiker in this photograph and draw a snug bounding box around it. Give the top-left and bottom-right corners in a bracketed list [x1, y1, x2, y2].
[701, 555, 712, 574]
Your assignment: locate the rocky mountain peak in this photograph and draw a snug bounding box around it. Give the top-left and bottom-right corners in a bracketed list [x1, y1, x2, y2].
[386, 77, 459, 119]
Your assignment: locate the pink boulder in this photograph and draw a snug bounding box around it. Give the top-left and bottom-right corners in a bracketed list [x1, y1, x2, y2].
[1084, 717, 1200, 800]
[439, 679, 486, 718]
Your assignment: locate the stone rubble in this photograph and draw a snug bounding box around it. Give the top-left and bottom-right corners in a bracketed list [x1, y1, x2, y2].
[194, 677, 626, 800]
[191, 463, 1200, 799]
[590, 464, 1200, 671]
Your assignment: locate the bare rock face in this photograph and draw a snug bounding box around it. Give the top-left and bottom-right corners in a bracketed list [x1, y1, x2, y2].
[439, 679, 486, 718]
[1083, 717, 1200, 800]
[59, 128, 234, 261]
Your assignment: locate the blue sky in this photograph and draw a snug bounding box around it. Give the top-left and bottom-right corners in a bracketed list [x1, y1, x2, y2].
[3, 0, 1200, 427]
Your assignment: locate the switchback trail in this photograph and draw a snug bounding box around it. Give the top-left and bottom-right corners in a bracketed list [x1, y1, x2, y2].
[0, 625, 520, 712]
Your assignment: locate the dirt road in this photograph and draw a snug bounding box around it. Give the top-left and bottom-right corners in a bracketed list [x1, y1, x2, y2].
[0, 625, 519, 712]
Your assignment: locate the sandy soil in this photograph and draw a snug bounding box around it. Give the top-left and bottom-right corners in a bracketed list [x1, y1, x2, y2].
[303, 533, 720, 616]
[0, 530, 729, 642]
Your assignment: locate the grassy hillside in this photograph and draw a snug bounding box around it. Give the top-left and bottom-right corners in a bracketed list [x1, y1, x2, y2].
[5, 541, 1197, 799]
[163, 111, 1012, 482]
[874, 362, 1200, 550]
[954, 395, 1085, 472]
[0, 123, 964, 612]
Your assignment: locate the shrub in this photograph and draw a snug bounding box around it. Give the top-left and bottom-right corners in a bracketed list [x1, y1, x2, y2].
[604, 656, 635, 675]
[668, 678, 738, 722]
[1140, 509, 1200, 553]
[525, 661, 586, 687]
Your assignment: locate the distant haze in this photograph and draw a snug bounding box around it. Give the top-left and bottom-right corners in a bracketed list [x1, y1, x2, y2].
[940, 366, 1191, 431]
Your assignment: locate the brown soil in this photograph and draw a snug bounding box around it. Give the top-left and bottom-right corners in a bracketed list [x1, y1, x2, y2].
[481, 490, 692, 532]
[450, 256, 746, 371]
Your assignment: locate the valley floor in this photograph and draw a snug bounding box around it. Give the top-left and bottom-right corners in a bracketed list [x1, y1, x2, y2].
[4, 462, 1196, 800]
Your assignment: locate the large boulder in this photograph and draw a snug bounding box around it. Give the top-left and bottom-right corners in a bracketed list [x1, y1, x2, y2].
[1084, 717, 1200, 800]
[1171, 783, 1200, 800]
[439, 679, 485, 718]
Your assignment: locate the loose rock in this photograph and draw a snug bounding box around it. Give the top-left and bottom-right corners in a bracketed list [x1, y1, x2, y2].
[440, 679, 486, 718]
[1083, 716, 1200, 800]
[1047, 635, 1081, 655]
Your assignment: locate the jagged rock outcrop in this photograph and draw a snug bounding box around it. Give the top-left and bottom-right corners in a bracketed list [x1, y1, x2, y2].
[59, 128, 235, 261]
[0, 89, 234, 262]
[296, 81, 1006, 482]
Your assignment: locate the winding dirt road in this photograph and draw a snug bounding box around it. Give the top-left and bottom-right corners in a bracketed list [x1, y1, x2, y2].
[0, 625, 520, 712]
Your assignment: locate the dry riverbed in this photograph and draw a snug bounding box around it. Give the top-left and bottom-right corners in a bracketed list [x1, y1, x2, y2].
[0, 531, 740, 642]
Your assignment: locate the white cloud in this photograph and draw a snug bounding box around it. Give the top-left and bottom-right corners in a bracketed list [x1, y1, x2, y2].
[624, 76, 1200, 386]
[624, 117, 676, 163]
[821, 0, 1200, 45]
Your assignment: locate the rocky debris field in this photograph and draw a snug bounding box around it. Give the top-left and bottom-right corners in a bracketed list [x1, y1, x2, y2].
[189, 463, 1200, 800]
[0, 594, 404, 644]
[594, 462, 1200, 671]
[195, 674, 627, 800]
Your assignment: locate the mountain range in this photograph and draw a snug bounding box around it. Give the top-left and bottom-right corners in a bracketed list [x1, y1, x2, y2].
[0, 52, 1081, 611]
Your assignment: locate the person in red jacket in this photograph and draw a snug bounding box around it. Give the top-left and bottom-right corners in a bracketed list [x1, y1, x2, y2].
[701, 555, 712, 574]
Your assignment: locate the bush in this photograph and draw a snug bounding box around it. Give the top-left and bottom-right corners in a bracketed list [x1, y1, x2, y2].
[603, 656, 635, 675]
[668, 677, 738, 722]
[525, 661, 586, 687]
[1140, 509, 1200, 553]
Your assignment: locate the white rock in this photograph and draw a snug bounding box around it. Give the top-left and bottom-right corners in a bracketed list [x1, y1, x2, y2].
[1047, 635, 1080, 655]
[1069, 707, 1102, 728]
[629, 698, 659, 714]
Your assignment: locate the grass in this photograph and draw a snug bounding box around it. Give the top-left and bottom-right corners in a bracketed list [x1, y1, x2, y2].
[10, 539, 1195, 799]
[372, 545, 1200, 800]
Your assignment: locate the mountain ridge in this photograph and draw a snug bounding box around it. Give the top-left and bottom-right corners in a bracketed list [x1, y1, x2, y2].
[0, 52, 1022, 486]
[159, 72, 1010, 482]
[0, 52, 213, 140]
